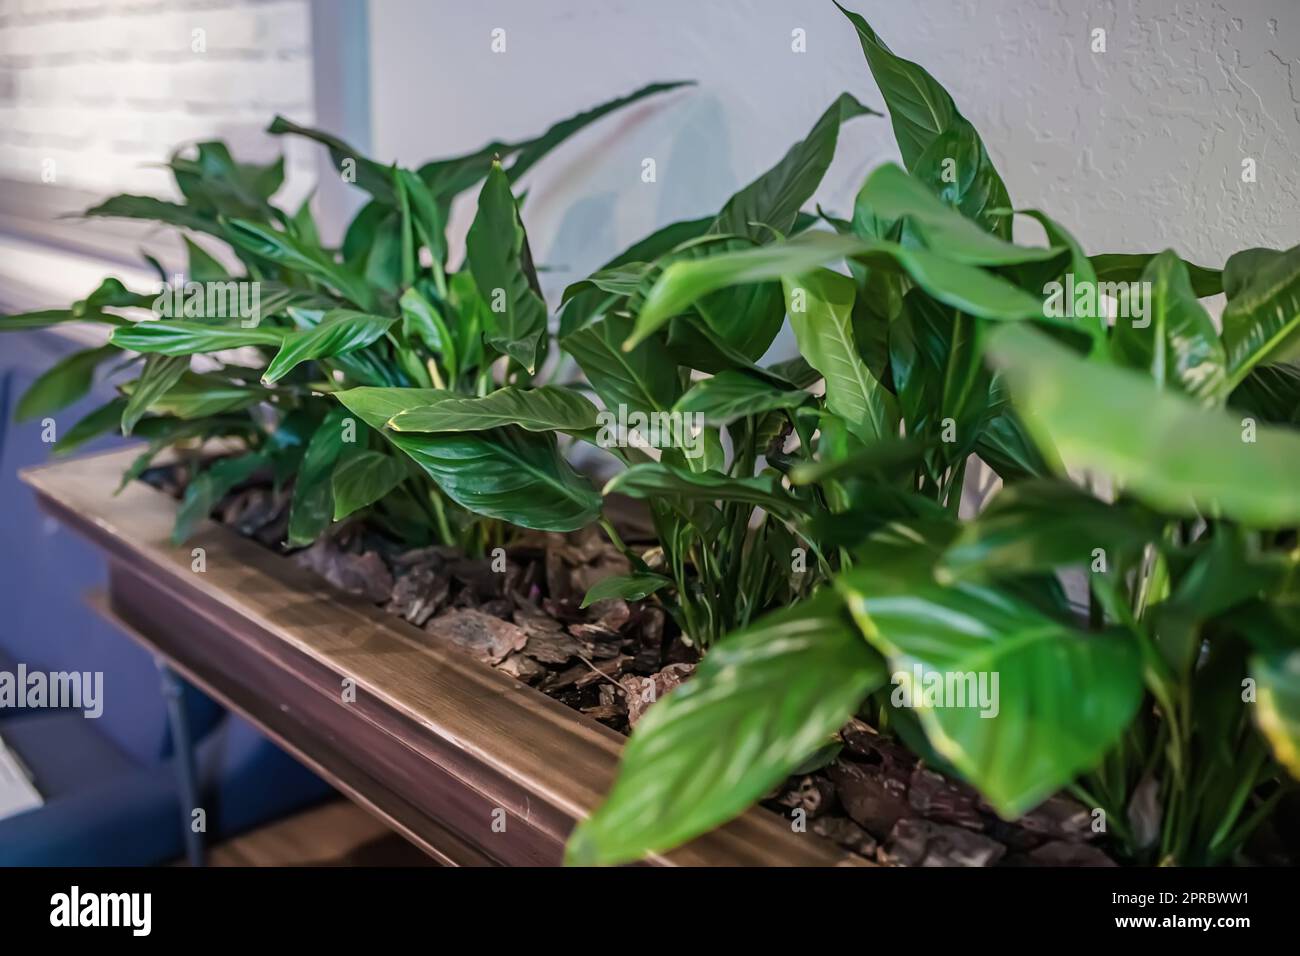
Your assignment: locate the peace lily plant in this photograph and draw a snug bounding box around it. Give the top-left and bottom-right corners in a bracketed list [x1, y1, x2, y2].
[4, 3, 1298, 868]
[562, 4, 1300, 866]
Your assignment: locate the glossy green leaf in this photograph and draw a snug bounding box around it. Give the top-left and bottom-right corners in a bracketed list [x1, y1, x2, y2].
[173, 453, 266, 545]
[581, 573, 673, 609]
[121, 354, 189, 435]
[559, 216, 713, 337]
[54, 397, 128, 456]
[267, 115, 395, 203]
[122, 370, 262, 423]
[940, 480, 1161, 582]
[465, 162, 548, 373]
[262, 310, 395, 384]
[1090, 252, 1222, 298]
[837, 550, 1144, 818]
[783, 268, 896, 442]
[890, 290, 988, 468]
[418, 81, 692, 200]
[15, 345, 116, 421]
[111, 321, 284, 355]
[331, 449, 406, 521]
[605, 463, 809, 520]
[82, 194, 219, 237]
[1016, 209, 1107, 351]
[565, 594, 886, 865]
[712, 93, 875, 241]
[288, 406, 356, 546]
[1252, 651, 1300, 780]
[336, 387, 601, 532]
[988, 324, 1300, 526]
[1111, 250, 1226, 402]
[1, 309, 127, 330]
[628, 230, 1046, 349]
[398, 288, 458, 382]
[223, 219, 376, 309]
[911, 117, 1011, 236]
[1221, 243, 1300, 391]
[563, 314, 682, 417]
[674, 370, 808, 426]
[389, 386, 598, 435]
[184, 237, 230, 282]
[855, 165, 1050, 266]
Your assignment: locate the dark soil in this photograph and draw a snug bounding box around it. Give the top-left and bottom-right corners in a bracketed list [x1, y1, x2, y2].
[144, 462, 1116, 866]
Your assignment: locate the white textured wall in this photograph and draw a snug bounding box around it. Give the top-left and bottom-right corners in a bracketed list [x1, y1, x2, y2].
[0, 0, 314, 197]
[369, 0, 1300, 302]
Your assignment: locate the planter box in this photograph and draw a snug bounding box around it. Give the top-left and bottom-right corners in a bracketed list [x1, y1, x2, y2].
[21, 447, 853, 867]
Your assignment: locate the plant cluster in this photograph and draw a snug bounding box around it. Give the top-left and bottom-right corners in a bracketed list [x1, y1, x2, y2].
[6, 4, 1299, 867]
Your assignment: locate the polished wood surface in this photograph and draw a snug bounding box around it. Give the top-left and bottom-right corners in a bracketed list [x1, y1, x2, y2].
[23, 447, 855, 867]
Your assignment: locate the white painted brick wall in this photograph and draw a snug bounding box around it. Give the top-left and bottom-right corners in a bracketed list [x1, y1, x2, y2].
[0, 0, 315, 202]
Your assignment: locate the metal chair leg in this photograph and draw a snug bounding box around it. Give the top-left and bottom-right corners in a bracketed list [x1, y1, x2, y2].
[158, 661, 206, 867]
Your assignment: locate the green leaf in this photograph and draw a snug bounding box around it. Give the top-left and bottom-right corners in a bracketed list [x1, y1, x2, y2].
[988, 324, 1300, 526]
[564, 315, 682, 418]
[75, 277, 157, 313]
[121, 370, 262, 423]
[173, 453, 266, 545]
[1015, 209, 1107, 352]
[1, 309, 127, 331]
[15, 345, 116, 421]
[111, 321, 285, 355]
[262, 310, 395, 384]
[399, 288, 458, 381]
[911, 118, 1011, 237]
[418, 81, 692, 200]
[674, 370, 808, 426]
[1111, 250, 1226, 402]
[184, 237, 230, 282]
[854, 165, 1047, 266]
[1221, 243, 1300, 391]
[388, 386, 598, 435]
[559, 216, 713, 337]
[789, 434, 929, 485]
[712, 93, 875, 241]
[1252, 651, 1300, 780]
[565, 594, 886, 865]
[288, 406, 356, 546]
[1230, 361, 1300, 426]
[267, 115, 395, 203]
[222, 219, 376, 309]
[605, 462, 809, 520]
[890, 290, 988, 469]
[465, 162, 548, 373]
[837, 548, 1144, 818]
[836, 4, 954, 166]
[82, 194, 220, 237]
[782, 269, 896, 442]
[628, 230, 1047, 348]
[331, 449, 406, 521]
[336, 387, 602, 532]
[54, 397, 128, 456]
[1090, 252, 1222, 298]
[121, 354, 189, 436]
[940, 480, 1161, 582]
[580, 573, 673, 609]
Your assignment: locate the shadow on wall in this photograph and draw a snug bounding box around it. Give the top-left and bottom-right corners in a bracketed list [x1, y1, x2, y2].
[541, 93, 736, 298]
